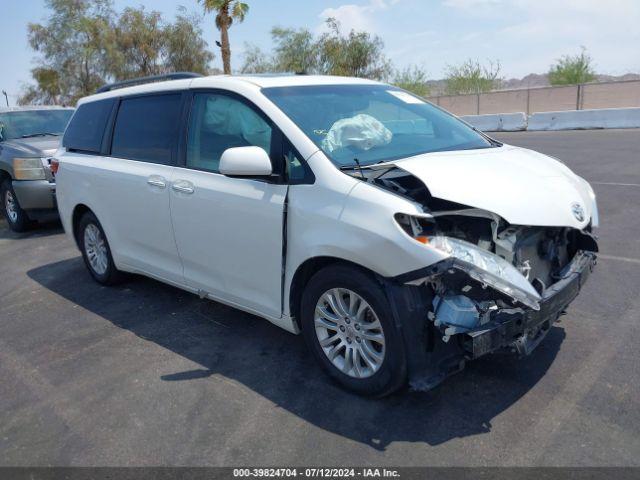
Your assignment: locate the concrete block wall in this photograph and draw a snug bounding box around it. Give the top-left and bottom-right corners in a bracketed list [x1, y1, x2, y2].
[527, 108, 640, 131]
[582, 82, 640, 109]
[528, 85, 579, 112]
[479, 90, 528, 114]
[460, 113, 528, 132]
[461, 108, 640, 132]
[428, 80, 640, 116]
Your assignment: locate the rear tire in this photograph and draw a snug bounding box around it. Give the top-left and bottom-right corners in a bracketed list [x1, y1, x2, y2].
[300, 264, 407, 397]
[1, 179, 31, 232]
[77, 211, 124, 285]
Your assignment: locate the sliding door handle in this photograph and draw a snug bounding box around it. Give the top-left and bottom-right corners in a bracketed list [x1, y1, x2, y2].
[172, 180, 195, 194]
[147, 175, 167, 188]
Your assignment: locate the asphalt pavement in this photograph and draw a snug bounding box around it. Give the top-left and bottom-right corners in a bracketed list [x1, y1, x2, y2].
[1, 129, 639, 466]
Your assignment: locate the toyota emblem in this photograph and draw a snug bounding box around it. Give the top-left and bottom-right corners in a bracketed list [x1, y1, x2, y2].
[571, 202, 585, 222]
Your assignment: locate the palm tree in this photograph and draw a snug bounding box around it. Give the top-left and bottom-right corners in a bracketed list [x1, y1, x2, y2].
[199, 0, 249, 74]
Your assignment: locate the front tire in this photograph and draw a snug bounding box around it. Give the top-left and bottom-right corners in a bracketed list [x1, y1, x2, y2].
[1, 180, 31, 232]
[78, 211, 124, 285]
[300, 264, 407, 397]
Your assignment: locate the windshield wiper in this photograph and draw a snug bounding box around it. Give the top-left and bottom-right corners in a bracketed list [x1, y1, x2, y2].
[339, 158, 371, 179]
[340, 158, 397, 171]
[20, 132, 60, 138]
[470, 126, 502, 147]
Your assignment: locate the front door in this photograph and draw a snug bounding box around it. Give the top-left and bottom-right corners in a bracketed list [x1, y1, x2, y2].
[170, 92, 287, 318]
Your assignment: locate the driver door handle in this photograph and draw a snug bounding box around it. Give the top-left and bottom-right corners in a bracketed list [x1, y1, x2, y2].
[172, 180, 195, 194]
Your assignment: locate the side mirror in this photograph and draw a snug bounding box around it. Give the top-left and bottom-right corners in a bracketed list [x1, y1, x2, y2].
[219, 146, 272, 177]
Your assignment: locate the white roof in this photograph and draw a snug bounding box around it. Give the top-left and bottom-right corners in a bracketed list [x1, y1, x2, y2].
[0, 105, 74, 113]
[224, 74, 381, 88]
[80, 74, 383, 104]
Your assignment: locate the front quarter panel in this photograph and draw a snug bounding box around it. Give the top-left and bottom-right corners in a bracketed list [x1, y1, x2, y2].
[285, 151, 449, 316]
[338, 181, 450, 276]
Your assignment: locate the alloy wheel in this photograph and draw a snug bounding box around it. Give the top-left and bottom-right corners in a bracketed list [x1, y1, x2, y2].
[314, 288, 386, 378]
[84, 223, 108, 275]
[5, 190, 18, 223]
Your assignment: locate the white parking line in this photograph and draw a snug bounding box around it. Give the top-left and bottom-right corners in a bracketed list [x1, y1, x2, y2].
[598, 254, 640, 265]
[591, 182, 640, 187]
[505, 303, 640, 464]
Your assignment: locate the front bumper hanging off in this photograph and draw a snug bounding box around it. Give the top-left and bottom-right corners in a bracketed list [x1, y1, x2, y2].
[463, 251, 596, 358]
[383, 250, 597, 392]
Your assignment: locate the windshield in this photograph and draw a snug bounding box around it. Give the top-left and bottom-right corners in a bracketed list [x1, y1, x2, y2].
[262, 85, 494, 167]
[0, 109, 74, 141]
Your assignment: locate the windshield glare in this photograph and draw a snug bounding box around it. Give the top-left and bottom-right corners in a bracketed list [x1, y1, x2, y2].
[0, 109, 74, 141]
[262, 85, 494, 167]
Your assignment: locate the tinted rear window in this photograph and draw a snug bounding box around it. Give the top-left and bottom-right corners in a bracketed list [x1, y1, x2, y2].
[111, 94, 182, 165]
[63, 99, 115, 153]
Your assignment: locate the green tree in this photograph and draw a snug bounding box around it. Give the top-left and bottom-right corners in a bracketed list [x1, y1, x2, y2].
[113, 7, 214, 79]
[393, 65, 431, 97]
[20, 68, 62, 105]
[242, 18, 392, 80]
[240, 44, 274, 74]
[165, 9, 214, 74]
[317, 18, 391, 79]
[199, 0, 249, 74]
[271, 27, 317, 73]
[444, 59, 501, 95]
[21, 1, 214, 105]
[23, 0, 117, 105]
[114, 7, 165, 79]
[548, 47, 596, 85]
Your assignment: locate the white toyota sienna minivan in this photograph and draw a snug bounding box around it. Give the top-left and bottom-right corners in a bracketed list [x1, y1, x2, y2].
[54, 73, 598, 396]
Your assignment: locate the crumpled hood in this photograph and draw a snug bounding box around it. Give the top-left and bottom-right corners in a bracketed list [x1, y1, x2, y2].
[0, 137, 60, 157]
[388, 145, 595, 229]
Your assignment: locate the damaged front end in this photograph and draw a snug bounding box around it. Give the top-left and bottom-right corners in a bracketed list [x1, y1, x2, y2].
[370, 166, 599, 391]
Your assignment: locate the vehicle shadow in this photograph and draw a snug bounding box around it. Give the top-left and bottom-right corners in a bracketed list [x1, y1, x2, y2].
[28, 257, 564, 450]
[0, 218, 63, 240]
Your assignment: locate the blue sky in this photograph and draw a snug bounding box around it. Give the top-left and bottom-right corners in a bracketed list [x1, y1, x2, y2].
[2, 0, 639, 104]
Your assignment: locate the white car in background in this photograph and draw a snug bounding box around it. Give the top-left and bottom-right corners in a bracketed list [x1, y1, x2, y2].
[54, 73, 598, 396]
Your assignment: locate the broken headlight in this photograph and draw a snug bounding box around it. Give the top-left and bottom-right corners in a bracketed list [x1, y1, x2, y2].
[428, 236, 542, 310]
[395, 213, 541, 309]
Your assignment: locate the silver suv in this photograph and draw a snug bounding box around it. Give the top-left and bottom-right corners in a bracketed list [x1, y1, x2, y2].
[0, 106, 74, 231]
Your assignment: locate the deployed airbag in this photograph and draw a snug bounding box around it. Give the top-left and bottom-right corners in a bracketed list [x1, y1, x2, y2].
[203, 95, 271, 148]
[322, 114, 392, 153]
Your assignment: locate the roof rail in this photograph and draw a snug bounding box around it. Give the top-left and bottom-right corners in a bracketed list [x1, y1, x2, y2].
[95, 72, 204, 94]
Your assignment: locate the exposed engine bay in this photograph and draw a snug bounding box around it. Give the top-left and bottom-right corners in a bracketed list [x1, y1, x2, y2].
[348, 165, 598, 389]
[366, 166, 597, 293]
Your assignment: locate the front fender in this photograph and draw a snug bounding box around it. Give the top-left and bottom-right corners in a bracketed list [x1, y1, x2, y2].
[284, 179, 450, 317]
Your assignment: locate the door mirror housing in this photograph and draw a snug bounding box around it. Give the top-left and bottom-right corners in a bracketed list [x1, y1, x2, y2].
[219, 146, 273, 177]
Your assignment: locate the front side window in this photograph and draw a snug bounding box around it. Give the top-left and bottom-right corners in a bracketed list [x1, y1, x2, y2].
[111, 94, 182, 164]
[1, 109, 74, 142]
[283, 139, 312, 183]
[262, 85, 495, 168]
[186, 93, 272, 173]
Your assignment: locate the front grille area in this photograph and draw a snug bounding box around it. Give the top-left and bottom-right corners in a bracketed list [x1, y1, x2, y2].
[41, 157, 55, 182]
[513, 228, 571, 293]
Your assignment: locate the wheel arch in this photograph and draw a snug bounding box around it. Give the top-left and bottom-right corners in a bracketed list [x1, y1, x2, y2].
[0, 168, 11, 185]
[71, 203, 93, 249]
[288, 256, 383, 329]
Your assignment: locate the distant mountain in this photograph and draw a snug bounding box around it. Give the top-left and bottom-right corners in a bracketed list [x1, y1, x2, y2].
[501, 72, 640, 90]
[595, 73, 640, 82]
[427, 72, 640, 96]
[501, 73, 549, 89]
